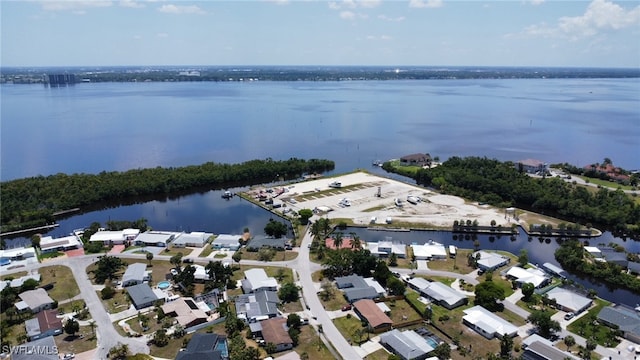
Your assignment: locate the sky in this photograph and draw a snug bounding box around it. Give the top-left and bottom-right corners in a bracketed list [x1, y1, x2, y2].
[1, 0, 639, 68]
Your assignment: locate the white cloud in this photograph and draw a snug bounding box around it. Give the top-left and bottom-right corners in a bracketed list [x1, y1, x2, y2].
[378, 14, 405, 22]
[340, 10, 356, 20]
[329, 0, 380, 10]
[409, 0, 443, 9]
[120, 0, 145, 8]
[158, 4, 206, 15]
[508, 0, 640, 40]
[40, 1, 113, 12]
[527, 0, 545, 5]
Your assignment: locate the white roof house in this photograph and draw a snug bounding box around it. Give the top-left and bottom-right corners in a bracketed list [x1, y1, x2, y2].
[212, 234, 242, 250]
[411, 241, 447, 260]
[172, 232, 212, 248]
[193, 264, 211, 282]
[420, 281, 468, 309]
[10, 273, 41, 288]
[367, 241, 406, 258]
[122, 263, 150, 287]
[16, 288, 55, 313]
[242, 268, 278, 293]
[0, 246, 36, 260]
[463, 305, 518, 339]
[546, 287, 592, 314]
[474, 251, 510, 271]
[135, 231, 177, 247]
[584, 246, 602, 257]
[39, 235, 81, 253]
[407, 277, 431, 291]
[380, 329, 435, 360]
[89, 229, 140, 244]
[505, 266, 550, 288]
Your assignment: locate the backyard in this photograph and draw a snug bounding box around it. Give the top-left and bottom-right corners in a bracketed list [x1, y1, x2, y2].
[40, 265, 80, 301]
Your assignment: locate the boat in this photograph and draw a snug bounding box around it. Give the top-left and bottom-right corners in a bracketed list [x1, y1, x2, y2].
[372, 160, 383, 167]
[329, 181, 342, 188]
[394, 198, 403, 207]
[407, 196, 420, 205]
[222, 191, 233, 199]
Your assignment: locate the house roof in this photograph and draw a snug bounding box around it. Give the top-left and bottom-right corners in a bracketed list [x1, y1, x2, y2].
[546, 287, 592, 313]
[517, 159, 545, 167]
[40, 235, 81, 251]
[363, 277, 385, 295]
[236, 290, 279, 320]
[411, 242, 447, 258]
[126, 283, 158, 308]
[37, 309, 62, 333]
[176, 332, 223, 360]
[18, 288, 54, 310]
[597, 306, 640, 339]
[525, 340, 579, 360]
[463, 305, 518, 337]
[89, 229, 140, 242]
[420, 281, 467, 307]
[247, 236, 285, 249]
[354, 299, 393, 329]
[335, 275, 368, 289]
[136, 231, 176, 245]
[408, 277, 431, 290]
[367, 241, 406, 256]
[173, 232, 211, 246]
[242, 268, 278, 293]
[380, 329, 434, 360]
[474, 251, 509, 270]
[628, 262, 640, 274]
[506, 266, 548, 288]
[11, 335, 58, 360]
[212, 234, 241, 246]
[161, 297, 209, 328]
[324, 236, 361, 250]
[541, 263, 567, 278]
[344, 287, 379, 302]
[261, 317, 293, 345]
[122, 263, 147, 284]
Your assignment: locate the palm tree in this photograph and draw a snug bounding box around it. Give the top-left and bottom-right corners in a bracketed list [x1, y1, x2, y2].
[350, 232, 362, 250]
[89, 320, 96, 338]
[333, 232, 343, 249]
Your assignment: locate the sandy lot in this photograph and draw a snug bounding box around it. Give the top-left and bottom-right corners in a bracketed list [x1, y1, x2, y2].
[271, 172, 509, 228]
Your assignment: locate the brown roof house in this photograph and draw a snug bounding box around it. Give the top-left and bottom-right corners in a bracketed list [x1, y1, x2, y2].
[260, 317, 293, 353]
[400, 153, 432, 167]
[161, 297, 209, 329]
[25, 309, 63, 340]
[354, 299, 393, 333]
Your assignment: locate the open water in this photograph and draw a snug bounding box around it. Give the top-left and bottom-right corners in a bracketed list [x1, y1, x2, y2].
[2, 78, 639, 305]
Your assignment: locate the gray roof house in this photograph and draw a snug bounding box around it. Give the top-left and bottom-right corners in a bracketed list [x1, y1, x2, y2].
[600, 247, 629, 268]
[521, 334, 579, 360]
[597, 305, 640, 344]
[380, 329, 435, 360]
[236, 290, 280, 323]
[474, 251, 510, 271]
[628, 262, 640, 275]
[545, 287, 592, 314]
[15, 288, 55, 313]
[122, 263, 150, 287]
[247, 235, 285, 251]
[11, 335, 59, 360]
[419, 281, 468, 310]
[176, 333, 226, 360]
[134, 231, 176, 247]
[211, 234, 241, 250]
[335, 275, 381, 303]
[172, 232, 212, 248]
[126, 283, 159, 309]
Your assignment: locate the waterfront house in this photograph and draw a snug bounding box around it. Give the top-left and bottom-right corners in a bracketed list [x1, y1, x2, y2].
[0, 246, 36, 260]
[597, 305, 640, 344]
[473, 251, 510, 272]
[39, 235, 81, 253]
[411, 241, 447, 260]
[462, 305, 518, 339]
[135, 231, 176, 247]
[172, 232, 212, 248]
[400, 153, 432, 167]
[545, 287, 592, 314]
[15, 288, 55, 313]
[242, 268, 278, 293]
[353, 299, 393, 333]
[122, 263, 150, 287]
[505, 266, 550, 289]
[541, 262, 567, 279]
[367, 239, 406, 258]
[89, 228, 140, 245]
[380, 329, 436, 360]
[25, 309, 63, 340]
[260, 317, 293, 353]
[247, 236, 285, 251]
[516, 159, 548, 174]
[211, 234, 241, 250]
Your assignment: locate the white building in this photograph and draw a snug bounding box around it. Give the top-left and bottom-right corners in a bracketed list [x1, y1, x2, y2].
[242, 268, 278, 293]
[474, 251, 510, 271]
[135, 231, 177, 247]
[211, 234, 242, 251]
[172, 232, 212, 248]
[505, 266, 550, 289]
[193, 264, 211, 282]
[411, 241, 447, 260]
[89, 229, 140, 245]
[39, 235, 82, 253]
[367, 240, 406, 258]
[463, 305, 518, 339]
[15, 288, 55, 313]
[546, 287, 592, 314]
[122, 263, 150, 287]
[0, 246, 36, 260]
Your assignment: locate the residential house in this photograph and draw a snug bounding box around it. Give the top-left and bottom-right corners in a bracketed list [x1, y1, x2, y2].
[505, 266, 550, 289]
[172, 232, 212, 248]
[628, 262, 640, 275]
[0, 246, 36, 261]
[135, 231, 176, 247]
[597, 305, 640, 344]
[335, 275, 382, 303]
[411, 241, 447, 260]
[11, 335, 58, 360]
[417, 281, 467, 310]
[367, 239, 406, 258]
[236, 290, 280, 323]
[400, 153, 432, 167]
[15, 288, 55, 313]
[242, 268, 278, 293]
[353, 299, 393, 333]
[176, 332, 227, 360]
[161, 297, 210, 329]
[39, 235, 81, 254]
[89, 228, 140, 245]
[126, 283, 159, 309]
[324, 236, 363, 251]
[473, 251, 510, 272]
[211, 234, 242, 251]
[516, 159, 548, 174]
[600, 247, 629, 268]
[247, 236, 285, 251]
[545, 287, 592, 314]
[25, 309, 63, 340]
[260, 317, 293, 353]
[122, 263, 150, 287]
[193, 264, 211, 282]
[541, 263, 567, 279]
[521, 334, 579, 360]
[380, 329, 436, 360]
[462, 305, 518, 339]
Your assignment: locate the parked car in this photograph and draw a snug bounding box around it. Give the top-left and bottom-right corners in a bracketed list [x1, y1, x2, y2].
[341, 305, 352, 311]
[182, 258, 193, 264]
[63, 353, 75, 360]
[170, 269, 179, 276]
[564, 312, 575, 320]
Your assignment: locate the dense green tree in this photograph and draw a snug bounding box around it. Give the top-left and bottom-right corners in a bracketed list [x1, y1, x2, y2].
[387, 276, 406, 296]
[146, 252, 154, 265]
[64, 318, 79, 337]
[298, 209, 313, 225]
[101, 286, 116, 300]
[500, 335, 513, 359]
[170, 253, 183, 269]
[564, 335, 576, 351]
[205, 260, 234, 289]
[264, 220, 288, 238]
[153, 329, 169, 347]
[518, 249, 529, 267]
[92, 256, 124, 284]
[521, 283, 535, 301]
[388, 252, 398, 267]
[287, 313, 301, 329]
[474, 281, 505, 312]
[373, 261, 392, 287]
[528, 310, 561, 339]
[278, 283, 299, 303]
[432, 342, 451, 360]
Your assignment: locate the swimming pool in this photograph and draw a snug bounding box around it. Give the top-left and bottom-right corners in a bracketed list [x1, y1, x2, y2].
[158, 281, 171, 290]
[215, 339, 228, 358]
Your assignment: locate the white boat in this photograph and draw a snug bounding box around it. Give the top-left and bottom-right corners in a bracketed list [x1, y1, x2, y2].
[394, 198, 403, 207]
[407, 196, 420, 205]
[449, 245, 457, 257]
[222, 191, 233, 199]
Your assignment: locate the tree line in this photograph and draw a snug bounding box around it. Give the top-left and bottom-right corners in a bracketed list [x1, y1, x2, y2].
[384, 156, 640, 237]
[0, 158, 334, 235]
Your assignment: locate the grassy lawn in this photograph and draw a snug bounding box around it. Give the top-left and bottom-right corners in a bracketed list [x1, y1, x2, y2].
[0, 271, 27, 280]
[574, 175, 633, 191]
[57, 300, 87, 315]
[54, 326, 97, 355]
[149, 334, 190, 358]
[295, 324, 335, 360]
[567, 298, 619, 347]
[161, 247, 193, 257]
[41, 265, 80, 301]
[198, 246, 214, 257]
[318, 283, 349, 311]
[236, 249, 298, 262]
[39, 251, 64, 260]
[333, 315, 367, 344]
[282, 299, 304, 313]
[386, 299, 422, 324]
[405, 291, 427, 315]
[98, 290, 132, 314]
[364, 348, 391, 360]
[126, 312, 164, 335]
[426, 249, 475, 274]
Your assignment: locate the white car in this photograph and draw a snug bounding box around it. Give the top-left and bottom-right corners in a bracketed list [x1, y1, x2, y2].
[63, 353, 75, 360]
[170, 269, 178, 276]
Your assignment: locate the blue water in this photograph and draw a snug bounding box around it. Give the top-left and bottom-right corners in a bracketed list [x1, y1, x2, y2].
[215, 339, 228, 358]
[157, 281, 171, 290]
